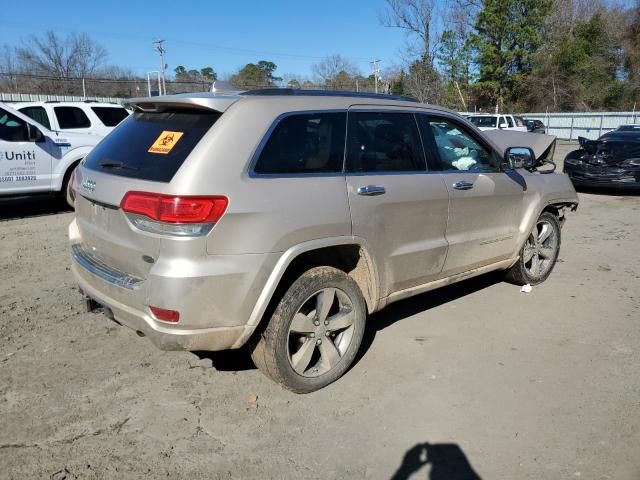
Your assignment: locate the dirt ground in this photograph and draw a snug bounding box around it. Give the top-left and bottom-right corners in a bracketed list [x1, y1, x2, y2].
[1, 142, 639, 479]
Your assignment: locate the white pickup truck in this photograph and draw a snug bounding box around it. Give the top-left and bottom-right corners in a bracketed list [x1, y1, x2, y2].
[0, 102, 101, 201]
[467, 113, 528, 132]
[14, 101, 129, 137]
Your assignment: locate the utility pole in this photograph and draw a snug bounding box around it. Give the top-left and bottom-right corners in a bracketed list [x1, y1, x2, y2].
[153, 39, 166, 96]
[147, 71, 161, 96]
[370, 59, 381, 94]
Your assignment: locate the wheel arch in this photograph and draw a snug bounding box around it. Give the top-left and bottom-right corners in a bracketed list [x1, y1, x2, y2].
[512, 196, 577, 268]
[233, 237, 381, 349]
[52, 150, 91, 191]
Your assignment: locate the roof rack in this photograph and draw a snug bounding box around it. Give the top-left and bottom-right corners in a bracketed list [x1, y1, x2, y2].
[240, 88, 418, 103]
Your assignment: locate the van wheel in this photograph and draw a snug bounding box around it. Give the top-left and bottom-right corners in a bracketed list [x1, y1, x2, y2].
[60, 162, 79, 208]
[505, 211, 561, 286]
[250, 266, 366, 393]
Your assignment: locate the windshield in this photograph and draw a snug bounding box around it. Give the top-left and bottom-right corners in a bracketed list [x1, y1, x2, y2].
[468, 116, 497, 128]
[83, 110, 221, 182]
[617, 125, 640, 132]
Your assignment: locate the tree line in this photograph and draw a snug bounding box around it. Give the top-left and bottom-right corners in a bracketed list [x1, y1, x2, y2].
[1, 0, 638, 112]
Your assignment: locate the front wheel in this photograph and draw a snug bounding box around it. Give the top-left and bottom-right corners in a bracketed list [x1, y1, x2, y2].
[250, 266, 367, 393]
[505, 211, 561, 286]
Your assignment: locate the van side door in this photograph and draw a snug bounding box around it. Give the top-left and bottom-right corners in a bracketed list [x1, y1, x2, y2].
[0, 106, 52, 193]
[51, 105, 93, 135]
[344, 109, 449, 297]
[418, 114, 524, 275]
[17, 105, 53, 130]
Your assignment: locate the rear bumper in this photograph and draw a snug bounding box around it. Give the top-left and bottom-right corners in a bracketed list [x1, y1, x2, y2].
[74, 263, 250, 351]
[69, 219, 279, 351]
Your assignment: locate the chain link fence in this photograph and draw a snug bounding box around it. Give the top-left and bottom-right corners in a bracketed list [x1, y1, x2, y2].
[0, 72, 224, 100]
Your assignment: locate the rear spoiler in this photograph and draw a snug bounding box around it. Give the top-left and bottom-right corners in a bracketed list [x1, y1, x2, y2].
[124, 93, 239, 114]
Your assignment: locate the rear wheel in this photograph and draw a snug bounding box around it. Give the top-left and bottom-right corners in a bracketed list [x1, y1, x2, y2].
[250, 266, 366, 393]
[505, 211, 561, 286]
[59, 162, 80, 208]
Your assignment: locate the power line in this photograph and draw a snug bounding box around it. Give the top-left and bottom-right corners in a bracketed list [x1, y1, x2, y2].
[2, 20, 374, 62]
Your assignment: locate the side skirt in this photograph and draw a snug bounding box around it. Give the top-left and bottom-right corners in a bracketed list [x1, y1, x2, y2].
[376, 258, 515, 311]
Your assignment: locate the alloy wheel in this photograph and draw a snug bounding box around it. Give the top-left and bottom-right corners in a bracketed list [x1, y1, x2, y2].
[286, 287, 356, 377]
[523, 219, 559, 278]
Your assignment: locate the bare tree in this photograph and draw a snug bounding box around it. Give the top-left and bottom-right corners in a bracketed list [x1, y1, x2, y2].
[446, 0, 481, 38]
[546, 0, 604, 37]
[281, 73, 310, 89]
[311, 54, 360, 88]
[0, 45, 20, 92]
[381, 0, 436, 63]
[16, 31, 107, 79]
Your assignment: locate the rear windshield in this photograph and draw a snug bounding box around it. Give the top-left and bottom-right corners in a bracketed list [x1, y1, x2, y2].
[83, 110, 220, 182]
[468, 116, 497, 128]
[91, 106, 129, 127]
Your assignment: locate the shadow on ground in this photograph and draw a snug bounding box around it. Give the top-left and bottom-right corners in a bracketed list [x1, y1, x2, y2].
[0, 195, 71, 220]
[195, 348, 257, 371]
[196, 272, 502, 373]
[391, 442, 482, 480]
[356, 272, 502, 362]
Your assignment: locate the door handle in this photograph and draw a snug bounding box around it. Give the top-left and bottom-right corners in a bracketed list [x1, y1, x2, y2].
[452, 181, 474, 191]
[357, 185, 386, 196]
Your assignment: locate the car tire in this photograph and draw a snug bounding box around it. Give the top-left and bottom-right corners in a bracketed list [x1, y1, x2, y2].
[505, 211, 561, 286]
[250, 266, 367, 393]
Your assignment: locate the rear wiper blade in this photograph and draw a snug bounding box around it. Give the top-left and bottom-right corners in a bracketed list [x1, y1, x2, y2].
[99, 161, 139, 171]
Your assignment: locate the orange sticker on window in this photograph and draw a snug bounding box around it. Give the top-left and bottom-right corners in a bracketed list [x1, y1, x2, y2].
[148, 131, 184, 154]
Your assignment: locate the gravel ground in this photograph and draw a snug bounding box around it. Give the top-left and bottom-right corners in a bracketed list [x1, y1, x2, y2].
[1, 142, 639, 479]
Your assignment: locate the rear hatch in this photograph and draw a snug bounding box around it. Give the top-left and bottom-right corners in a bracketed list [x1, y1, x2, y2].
[73, 107, 223, 281]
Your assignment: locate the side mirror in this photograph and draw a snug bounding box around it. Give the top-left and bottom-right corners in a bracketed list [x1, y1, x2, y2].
[505, 146, 536, 170]
[27, 124, 44, 143]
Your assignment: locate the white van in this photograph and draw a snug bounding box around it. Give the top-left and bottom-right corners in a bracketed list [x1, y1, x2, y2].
[467, 113, 528, 132]
[14, 101, 129, 137]
[0, 102, 100, 200]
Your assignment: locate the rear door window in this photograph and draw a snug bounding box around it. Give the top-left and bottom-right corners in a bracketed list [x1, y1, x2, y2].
[54, 106, 91, 129]
[18, 106, 51, 130]
[346, 111, 425, 172]
[506, 116, 514, 128]
[253, 112, 346, 174]
[91, 106, 129, 127]
[83, 110, 220, 182]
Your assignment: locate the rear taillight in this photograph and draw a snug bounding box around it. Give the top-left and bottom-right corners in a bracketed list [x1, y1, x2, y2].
[121, 192, 228, 236]
[149, 306, 180, 323]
